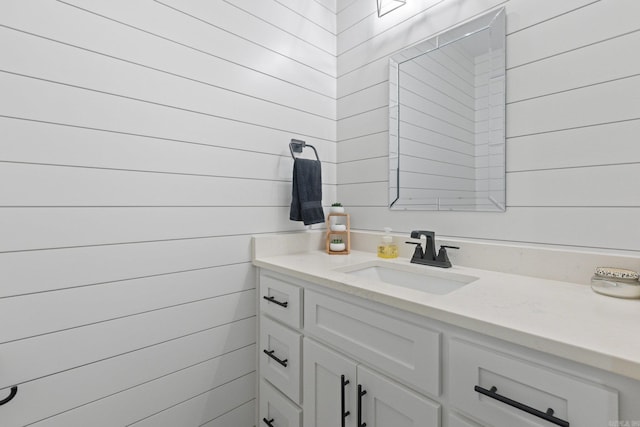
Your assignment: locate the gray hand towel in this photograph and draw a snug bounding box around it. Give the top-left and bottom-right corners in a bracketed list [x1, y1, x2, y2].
[290, 158, 324, 225]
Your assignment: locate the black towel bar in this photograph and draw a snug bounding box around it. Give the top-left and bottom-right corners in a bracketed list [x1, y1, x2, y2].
[289, 138, 320, 161]
[0, 386, 17, 406]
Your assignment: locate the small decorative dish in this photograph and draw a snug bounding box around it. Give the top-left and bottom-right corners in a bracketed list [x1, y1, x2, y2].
[591, 267, 640, 299]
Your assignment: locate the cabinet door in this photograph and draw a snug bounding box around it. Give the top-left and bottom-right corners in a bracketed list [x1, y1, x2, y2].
[303, 338, 357, 427]
[357, 365, 440, 427]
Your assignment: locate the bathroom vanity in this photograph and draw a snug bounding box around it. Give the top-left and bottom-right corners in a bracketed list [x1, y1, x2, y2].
[253, 233, 640, 427]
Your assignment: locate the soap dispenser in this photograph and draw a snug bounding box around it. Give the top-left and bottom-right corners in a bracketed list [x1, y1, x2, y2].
[378, 227, 398, 259]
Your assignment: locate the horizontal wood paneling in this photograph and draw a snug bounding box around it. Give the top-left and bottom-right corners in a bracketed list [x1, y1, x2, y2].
[0, 0, 336, 98]
[338, 157, 388, 184]
[225, 0, 336, 55]
[507, 76, 640, 137]
[0, 263, 255, 344]
[30, 347, 256, 427]
[344, 206, 640, 252]
[338, 81, 387, 120]
[337, 55, 387, 98]
[154, 0, 336, 77]
[507, 164, 640, 207]
[0, 22, 334, 121]
[506, 0, 640, 68]
[337, 0, 373, 34]
[507, 29, 640, 103]
[0, 116, 337, 171]
[0, 235, 253, 298]
[277, 0, 337, 34]
[0, 207, 303, 252]
[503, 0, 598, 34]
[337, 0, 359, 15]
[337, 0, 640, 253]
[200, 400, 256, 427]
[0, 79, 335, 157]
[0, 290, 256, 389]
[0, 163, 335, 206]
[507, 74, 640, 137]
[129, 372, 256, 427]
[338, 106, 387, 140]
[507, 119, 640, 171]
[339, 182, 389, 206]
[337, 131, 388, 162]
[1, 0, 336, 424]
[0, 63, 333, 141]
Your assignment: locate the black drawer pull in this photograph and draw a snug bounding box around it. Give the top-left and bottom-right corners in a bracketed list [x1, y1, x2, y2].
[263, 295, 288, 308]
[0, 386, 18, 406]
[263, 349, 288, 367]
[341, 375, 350, 427]
[474, 385, 569, 427]
[262, 417, 275, 427]
[357, 384, 367, 427]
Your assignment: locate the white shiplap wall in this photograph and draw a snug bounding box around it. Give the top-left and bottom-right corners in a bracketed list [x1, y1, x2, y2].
[0, 0, 336, 425]
[337, 0, 640, 254]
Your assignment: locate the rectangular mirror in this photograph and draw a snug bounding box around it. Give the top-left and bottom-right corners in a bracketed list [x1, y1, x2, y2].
[389, 8, 506, 211]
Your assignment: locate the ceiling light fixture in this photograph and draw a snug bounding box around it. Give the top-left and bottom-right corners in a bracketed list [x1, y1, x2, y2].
[377, 0, 406, 17]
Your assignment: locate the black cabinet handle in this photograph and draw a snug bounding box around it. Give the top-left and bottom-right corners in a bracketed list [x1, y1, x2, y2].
[263, 349, 288, 367]
[357, 384, 367, 427]
[0, 386, 18, 406]
[262, 417, 275, 427]
[263, 295, 288, 308]
[474, 385, 569, 427]
[341, 375, 351, 427]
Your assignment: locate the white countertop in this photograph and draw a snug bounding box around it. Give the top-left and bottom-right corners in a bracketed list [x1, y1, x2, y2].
[253, 246, 640, 382]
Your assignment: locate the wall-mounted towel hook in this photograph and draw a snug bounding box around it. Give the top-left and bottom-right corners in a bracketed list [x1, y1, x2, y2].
[0, 386, 18, 406]
[289, 138, 320, 161]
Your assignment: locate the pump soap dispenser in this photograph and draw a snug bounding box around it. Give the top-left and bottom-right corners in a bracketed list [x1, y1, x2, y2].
[378, 227, 398, 259]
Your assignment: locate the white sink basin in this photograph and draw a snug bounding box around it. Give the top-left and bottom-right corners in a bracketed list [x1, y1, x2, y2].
[337, 261, 478, 295]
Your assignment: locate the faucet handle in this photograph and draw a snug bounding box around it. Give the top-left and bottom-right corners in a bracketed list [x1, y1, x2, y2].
[405, 241, 424, 260]
[435, 245, 459, 267]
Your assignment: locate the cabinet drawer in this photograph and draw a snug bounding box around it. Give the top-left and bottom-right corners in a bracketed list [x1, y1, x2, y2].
[304, 290, 441, 397]
[260, 316, 302, 404]
[259, 380, 302, 427]
[449, 338, 618, 427]
[260, 272, 303, 329]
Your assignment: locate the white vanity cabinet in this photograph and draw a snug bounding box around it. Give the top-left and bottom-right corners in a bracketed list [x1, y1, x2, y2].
[257, 269, 639, 427]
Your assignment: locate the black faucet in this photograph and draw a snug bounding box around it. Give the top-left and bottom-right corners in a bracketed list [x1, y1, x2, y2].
[406, 230, 459, 268]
